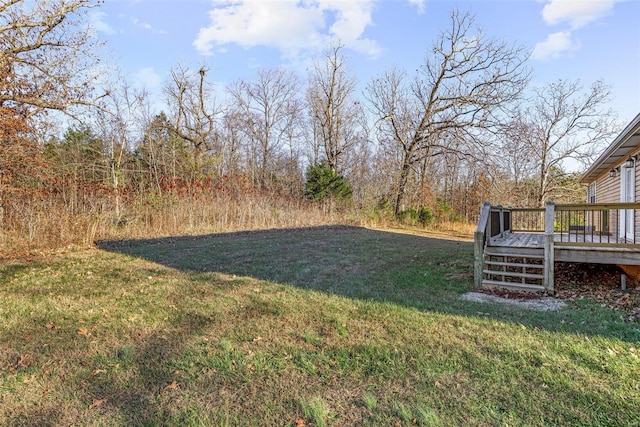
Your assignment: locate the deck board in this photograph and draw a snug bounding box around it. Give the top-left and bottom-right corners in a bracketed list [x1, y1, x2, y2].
[488, 232, 640, 265]
[491, 232, 638, 247]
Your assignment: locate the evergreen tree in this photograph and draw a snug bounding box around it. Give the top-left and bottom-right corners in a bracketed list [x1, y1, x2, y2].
[304, 162, 352, 201]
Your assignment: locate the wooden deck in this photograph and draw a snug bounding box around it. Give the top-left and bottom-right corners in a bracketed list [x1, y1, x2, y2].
[489, 231, 640, 265]
[475, 202, 640, 292]
[490, 232, 640, 248]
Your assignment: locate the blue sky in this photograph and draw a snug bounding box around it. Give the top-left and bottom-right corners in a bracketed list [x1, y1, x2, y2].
[92, 0, 640, 123]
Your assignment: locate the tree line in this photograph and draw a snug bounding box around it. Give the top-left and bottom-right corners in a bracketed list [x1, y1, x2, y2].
[0, 1, 619, 251]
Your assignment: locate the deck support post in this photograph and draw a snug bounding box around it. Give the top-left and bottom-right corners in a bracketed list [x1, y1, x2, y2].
[474, 202, 492, 288]
[544, 201, 555, 293]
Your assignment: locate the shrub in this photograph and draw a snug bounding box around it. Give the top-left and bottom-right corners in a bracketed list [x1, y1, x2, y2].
[398, 207, 419, 226]
[399, 206, 434, 227]
[304, 162, 352, 201]
[418, 206, 434, 226]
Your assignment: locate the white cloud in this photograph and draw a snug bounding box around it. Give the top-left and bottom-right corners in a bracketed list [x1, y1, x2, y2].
[531, 31, 581, 60]
[133, 67, 163, 92]
[193, 0, 381, 59]
[408, 0, 426, 14]
[130, 17, 167, 34]
[89, 11, 116, 35]
[534, 1, 624, 61]
[541, 0, 618, 29]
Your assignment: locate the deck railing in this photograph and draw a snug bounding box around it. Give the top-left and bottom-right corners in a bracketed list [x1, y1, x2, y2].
[474, 201, 640, 292]
[511, 208, 545, 233]
[474, 202, 492, 287]
[480, 203, 640, 245]
[553, 203, 640, 246]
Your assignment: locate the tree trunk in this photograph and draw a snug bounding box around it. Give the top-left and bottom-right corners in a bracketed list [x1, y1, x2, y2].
[395, 156, 412, 216]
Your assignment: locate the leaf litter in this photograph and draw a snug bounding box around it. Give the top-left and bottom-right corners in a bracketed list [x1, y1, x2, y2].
[465, 262, 640, 320]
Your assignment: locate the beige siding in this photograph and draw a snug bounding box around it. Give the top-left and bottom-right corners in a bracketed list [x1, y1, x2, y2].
[592, 153, 640, 241]
[595, 170, 620, 203]
[636, 164, 639, 242]
[593, 168, 619, 235]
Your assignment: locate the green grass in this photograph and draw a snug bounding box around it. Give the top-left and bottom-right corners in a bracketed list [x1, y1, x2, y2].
[1, 225, 639, 426]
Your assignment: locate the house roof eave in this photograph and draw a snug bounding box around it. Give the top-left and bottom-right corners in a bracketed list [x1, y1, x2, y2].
[580, 112, 640, 184]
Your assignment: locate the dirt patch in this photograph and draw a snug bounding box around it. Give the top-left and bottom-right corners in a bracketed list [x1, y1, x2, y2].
[461, 292, 566, 311]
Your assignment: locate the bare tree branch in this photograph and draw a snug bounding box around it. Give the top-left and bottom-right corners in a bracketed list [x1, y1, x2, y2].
[0, 0, 104, 119]
[307, 43, 364, 173]
[366, 9, 530, 215]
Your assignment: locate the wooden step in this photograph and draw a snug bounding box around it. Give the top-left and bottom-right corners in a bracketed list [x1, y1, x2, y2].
[481, 279, 545, 292]
[483, 269, 544, 280]
[484, 260, 543, 269]
[485, 247, 544, 258]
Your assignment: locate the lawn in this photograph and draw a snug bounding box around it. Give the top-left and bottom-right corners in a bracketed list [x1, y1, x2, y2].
[1, 225, 639, 426]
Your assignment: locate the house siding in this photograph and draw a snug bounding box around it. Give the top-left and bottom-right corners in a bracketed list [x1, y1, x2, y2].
[591, 155, 640, 240]
[594, 170, 620, 203]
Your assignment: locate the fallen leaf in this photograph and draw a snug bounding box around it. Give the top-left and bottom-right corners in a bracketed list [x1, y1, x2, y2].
[17, 354, 31, 368]
[77, 327, 90, 336]
[22, 374, 36, 383]
[89, 398, 107, 409]
[90, 369, 106, 378]
[161, 380, 180, 393]
[294, 418, 305, 427]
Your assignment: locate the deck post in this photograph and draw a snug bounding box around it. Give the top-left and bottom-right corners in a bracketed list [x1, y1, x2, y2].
[474, 202, 491, 288]
[499, 205, 505, 237]
[544, 201, 555, 293]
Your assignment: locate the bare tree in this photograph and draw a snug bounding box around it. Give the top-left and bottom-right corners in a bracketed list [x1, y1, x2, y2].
[515, 79, 618, 206]
[136, 111, 194, 191]
[307, 44, 364, 173]
[218, 108, 245, 176]
[227, 68, 303, 187]
[94, 82, 148, 221]
[0, 0, 103, 119]
[366, 10, 529, 215]
[0, 0, 102, 225]
[165, 64, 220, 177]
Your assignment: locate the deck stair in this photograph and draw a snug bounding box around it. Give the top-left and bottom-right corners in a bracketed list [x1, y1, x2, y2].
[476, 201, 640, 293]
[481, 247, 545, 292]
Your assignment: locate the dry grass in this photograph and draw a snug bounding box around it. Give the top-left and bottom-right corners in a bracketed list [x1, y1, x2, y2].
[0, 192, 361, 256]
[0, 188, 476, 259]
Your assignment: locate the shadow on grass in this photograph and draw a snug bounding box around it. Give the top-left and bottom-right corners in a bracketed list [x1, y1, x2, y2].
[96, 225, 640, 343]
[86, 312, 217, 425]
[97, 225, 473, 303]
[7, 311, 220, 426]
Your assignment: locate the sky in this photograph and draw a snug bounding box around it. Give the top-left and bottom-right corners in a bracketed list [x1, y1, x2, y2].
[92, 0, 640, 124]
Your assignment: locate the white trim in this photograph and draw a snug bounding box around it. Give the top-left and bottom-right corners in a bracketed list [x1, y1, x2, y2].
[620, 164, 635, 239]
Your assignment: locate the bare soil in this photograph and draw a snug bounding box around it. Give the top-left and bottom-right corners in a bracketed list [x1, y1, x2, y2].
[461, 292, 566, 311]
